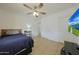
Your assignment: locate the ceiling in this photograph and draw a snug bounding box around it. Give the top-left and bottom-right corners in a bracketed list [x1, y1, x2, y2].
[0, 3, 79, 15]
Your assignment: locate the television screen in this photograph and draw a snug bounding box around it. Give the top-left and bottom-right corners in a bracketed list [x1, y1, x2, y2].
[68, 8, 79, 30]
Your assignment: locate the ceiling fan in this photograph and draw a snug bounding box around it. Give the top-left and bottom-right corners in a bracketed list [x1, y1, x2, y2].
[23, 3, 46, 17]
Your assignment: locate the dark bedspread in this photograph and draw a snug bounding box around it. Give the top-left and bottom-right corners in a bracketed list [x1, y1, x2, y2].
[0, 34, 33, 55]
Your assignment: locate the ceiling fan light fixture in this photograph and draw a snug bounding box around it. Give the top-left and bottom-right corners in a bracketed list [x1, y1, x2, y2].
[33, 11, 39, 17]
[23, 3, 46, 17]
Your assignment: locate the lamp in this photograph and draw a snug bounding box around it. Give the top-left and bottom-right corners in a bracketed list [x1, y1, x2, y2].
[26, 24, 31, 31]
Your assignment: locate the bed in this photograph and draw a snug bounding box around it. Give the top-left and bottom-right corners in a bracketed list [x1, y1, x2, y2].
[0, 29, 34, 55]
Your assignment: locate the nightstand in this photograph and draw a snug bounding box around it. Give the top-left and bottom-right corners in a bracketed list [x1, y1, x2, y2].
[24, 31, 32, 37]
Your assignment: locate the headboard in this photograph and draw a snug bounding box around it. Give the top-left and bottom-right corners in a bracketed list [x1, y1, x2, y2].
[0, 29, 22, 36]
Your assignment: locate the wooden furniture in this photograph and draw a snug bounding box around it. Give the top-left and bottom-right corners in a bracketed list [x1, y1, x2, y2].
[0, 29, 21, 36]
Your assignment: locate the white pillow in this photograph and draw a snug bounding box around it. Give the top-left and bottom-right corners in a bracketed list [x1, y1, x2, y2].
[6, 30, 20, 35]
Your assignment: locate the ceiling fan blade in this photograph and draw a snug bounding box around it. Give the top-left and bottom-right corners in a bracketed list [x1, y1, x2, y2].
[23, 4, 33, 10]
[34, 6, 37, 9]
[27, 12, 33, 15]
[38, 3, 43, 9]
[39, 12, 46, 15]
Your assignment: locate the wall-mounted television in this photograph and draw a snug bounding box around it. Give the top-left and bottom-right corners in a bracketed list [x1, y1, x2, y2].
[68, 8, 79, 30]
[68, 8, 79, 36]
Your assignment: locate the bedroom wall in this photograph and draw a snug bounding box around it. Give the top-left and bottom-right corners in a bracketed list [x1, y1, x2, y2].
[13, 13, 40, 37]
[40, 7, 79, 44]
[0, 10, 15, 29]
[0, 10, 39, 37]
[0, 10, 16, 36]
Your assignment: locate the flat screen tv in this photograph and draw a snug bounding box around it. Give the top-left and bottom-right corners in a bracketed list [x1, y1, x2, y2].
[68, 8, 79, 30]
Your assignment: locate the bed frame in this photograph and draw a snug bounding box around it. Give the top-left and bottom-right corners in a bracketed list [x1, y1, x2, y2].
[0, 29, 33, 55]
[0, 29, 22, 36]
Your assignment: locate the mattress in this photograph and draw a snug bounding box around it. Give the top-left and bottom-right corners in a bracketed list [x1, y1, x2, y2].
[0, 34, 33, 55]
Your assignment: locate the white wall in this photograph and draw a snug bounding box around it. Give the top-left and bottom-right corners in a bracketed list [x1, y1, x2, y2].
[0, 10, 15, 29]
[13, 13, 41, 36]
[41, 7, 79, 44]
[0, 10, 40, 36]
[0, 10, 16, 36]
